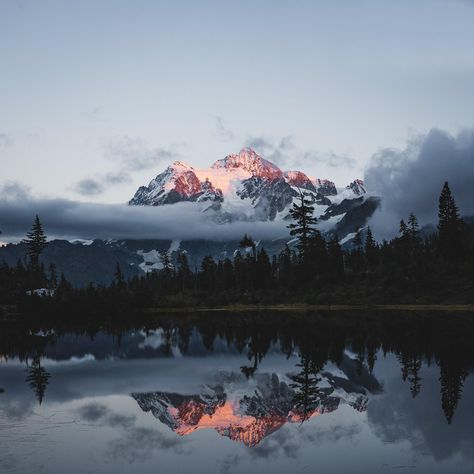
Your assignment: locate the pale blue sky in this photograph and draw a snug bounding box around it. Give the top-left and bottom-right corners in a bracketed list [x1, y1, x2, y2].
[1, 0, 474, 203]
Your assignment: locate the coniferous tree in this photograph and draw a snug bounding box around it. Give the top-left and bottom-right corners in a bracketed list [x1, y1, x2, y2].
[159, 251, 173, 274]
[327, 235, 344, 281]
[256, 248, 272, 289]
[222, 258, 235, 290]
[408, 356, 423, 398]
[438, 182, 463, 260]
[176, 252, 191, 291]
[364, 227, 378, 268]
[233, 250, 246, 292]
[25, 356, 51, 405]
[287, 191, 318, 261]
[408, 213, 420, 240]
[399, 219, 408, 238]
[277, 245, 293, 289]
[239, 234, 256, 261]
[354, 228, 363, 253]
[349, 227, 364, 272]
[23, 215, 47, 271]
[114, 262, 126, 289]
[439, 360, 468, 424]
[290, 355, 322, 422]
[48, 263, 58, 289]
[199, 255, 217, 291]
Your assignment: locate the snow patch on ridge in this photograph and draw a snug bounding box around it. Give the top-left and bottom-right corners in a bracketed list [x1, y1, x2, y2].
[137, 249, 164, 273]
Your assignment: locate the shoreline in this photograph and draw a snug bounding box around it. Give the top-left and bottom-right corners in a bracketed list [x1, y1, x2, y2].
[142, 303, 474, 313]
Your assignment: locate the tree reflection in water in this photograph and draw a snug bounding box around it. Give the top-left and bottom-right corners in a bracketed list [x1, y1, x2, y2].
[0, 310, 472, 426]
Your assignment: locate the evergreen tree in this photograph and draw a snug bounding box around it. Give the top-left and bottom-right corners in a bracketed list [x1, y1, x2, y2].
[306, 230, 328, 279]
[438, 181, 463, 260]
[199, 255, 217, 291]
[277, 245, 293, 288]
[364, 227, 378, 268]
[287, 191, 318, 260]
[176, 252, 191, 291]
[159, 251, 173, 273]
[439, 360, 468, 424]
[239, 234, 256, 261]
[399, 353, 423, 398]
[349, 227, 364, 272]
[233, 250, 246, 292]
[58, 272, 71, 291]
[290, 355, 321, 422]
[256, 248, 272, 289]
[222, 258, 235, 290]
[327, 235, 344, 280]
[48, 263, 58, 289]
[25, 356, 51, 405]
[408, 213, 420, 240]
[399, 219, 408, 238]
[23, 215, 47, 271]
[114, 262, 126, 289]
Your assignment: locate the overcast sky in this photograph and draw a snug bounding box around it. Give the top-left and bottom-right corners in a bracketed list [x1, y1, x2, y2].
[1, 0, 474, 204]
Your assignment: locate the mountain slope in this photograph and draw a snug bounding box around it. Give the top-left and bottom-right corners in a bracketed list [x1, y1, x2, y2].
[129, 147, 371, 225]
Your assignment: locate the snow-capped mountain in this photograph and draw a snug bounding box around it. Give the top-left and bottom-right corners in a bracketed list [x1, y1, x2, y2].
[132, 357, 379, 447]
[0, 148, 379, 286]
[129, 161, 223, 206]
[129, 147, 369, 224]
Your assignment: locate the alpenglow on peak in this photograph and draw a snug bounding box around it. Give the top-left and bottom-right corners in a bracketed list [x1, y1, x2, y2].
[129, 147, 371, 225]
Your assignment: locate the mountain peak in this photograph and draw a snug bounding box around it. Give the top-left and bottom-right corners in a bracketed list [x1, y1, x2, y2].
[347, 179, 366, 195]
[170, 160, 194, 171]
[129, 149, 376, 229]
[212, 147, 283, 180]
[284, 171, 316, 191]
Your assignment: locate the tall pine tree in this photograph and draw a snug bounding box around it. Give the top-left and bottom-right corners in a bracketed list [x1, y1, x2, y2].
[438, 182, 463, 260]
[23, 215, 47, 271]
[287, 190, 318, 262]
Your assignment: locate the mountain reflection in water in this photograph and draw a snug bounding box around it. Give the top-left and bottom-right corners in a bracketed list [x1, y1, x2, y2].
[132, 360, 374, 447]
[1, 311, 474, 473]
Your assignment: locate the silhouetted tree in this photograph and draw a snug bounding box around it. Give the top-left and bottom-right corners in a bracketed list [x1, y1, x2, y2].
[439, 360, 468, 424]
[48, 263, 58, 289]
[239, 234, 256, 261]
[287, 191, 318, 261]
[23, 215, 47, 271]
[256, 248, 272, 289]
[199, 255, 217, 291]
[114, 262, 126, 289]
[25, 356, 51, 405]
[327, 235, 344, 281]
[408, 213, 420, 240]
[176, 252, 192, 291]
[438, 182, 463, 260]
[364, 227, 378, 268]
[290, 355, 322, 422]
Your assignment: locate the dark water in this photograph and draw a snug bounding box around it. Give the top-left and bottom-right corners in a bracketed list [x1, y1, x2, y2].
[1, 311, 474, 473]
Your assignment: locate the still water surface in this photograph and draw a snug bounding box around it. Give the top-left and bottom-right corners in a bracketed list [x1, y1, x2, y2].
[1, 312, 474, 473]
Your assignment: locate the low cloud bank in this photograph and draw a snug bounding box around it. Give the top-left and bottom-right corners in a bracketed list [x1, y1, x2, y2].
[365, 128, 474, 239]
[2, 127, 474, 243]
[0, 185, 289, 242]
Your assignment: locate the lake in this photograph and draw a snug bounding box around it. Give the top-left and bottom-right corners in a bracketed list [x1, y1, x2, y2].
[1, 311, 474, 473]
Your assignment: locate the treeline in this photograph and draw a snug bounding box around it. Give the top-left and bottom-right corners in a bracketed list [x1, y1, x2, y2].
[1, 181, 474, 311]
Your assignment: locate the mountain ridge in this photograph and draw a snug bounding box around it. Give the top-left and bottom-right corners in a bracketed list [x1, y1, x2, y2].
[129, 147, 371, 225]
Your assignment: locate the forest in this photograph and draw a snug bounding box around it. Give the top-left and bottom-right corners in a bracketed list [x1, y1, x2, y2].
[0, 181, 473, 315]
